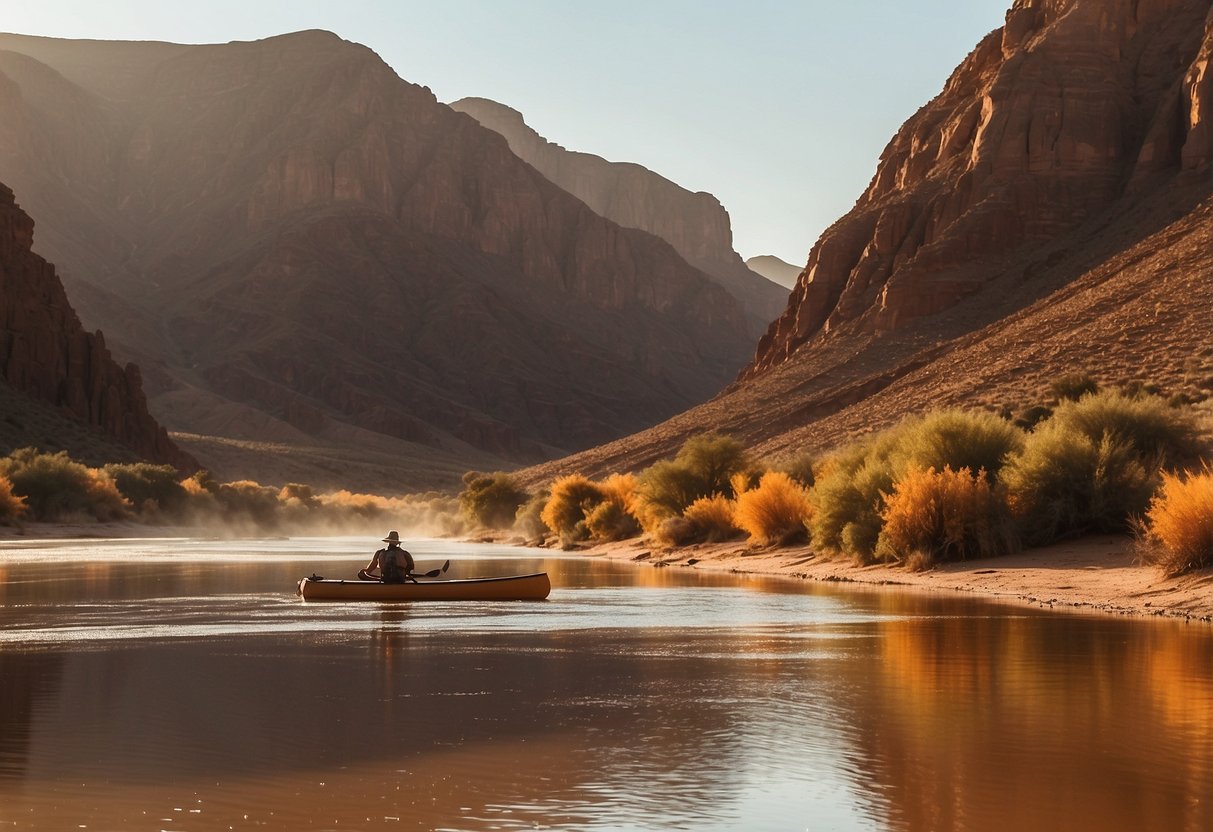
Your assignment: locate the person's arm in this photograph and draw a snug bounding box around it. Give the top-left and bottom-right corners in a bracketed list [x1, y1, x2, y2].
[364, 549, 382, 574]
[403, 549, 415, 574]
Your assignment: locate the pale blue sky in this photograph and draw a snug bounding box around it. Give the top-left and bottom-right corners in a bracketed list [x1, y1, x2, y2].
[5, 1, 1010, 265]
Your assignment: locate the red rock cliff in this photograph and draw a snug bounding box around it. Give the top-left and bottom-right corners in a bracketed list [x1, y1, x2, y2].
[747, 0, 1213, 378]
[0, 182, 194, 469]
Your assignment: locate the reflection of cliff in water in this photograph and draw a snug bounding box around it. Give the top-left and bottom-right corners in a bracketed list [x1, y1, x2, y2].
[831, 598, 1213, 832]
[0, 652, 65, 779]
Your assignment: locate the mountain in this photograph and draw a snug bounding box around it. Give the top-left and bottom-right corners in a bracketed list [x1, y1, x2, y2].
[0, 31, 756, 491]
[450, 96, 788, 334]
[519, 0, 1213, 483]
[0, 182, 193, 469]
[744, 255, 801, 289]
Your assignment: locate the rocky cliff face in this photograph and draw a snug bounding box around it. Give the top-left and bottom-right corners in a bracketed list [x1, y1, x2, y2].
[748, 0, 1213, 377]
[0, 183, 193, 469]
[450, 96, 788, 333]
[0, 31, 756, 484]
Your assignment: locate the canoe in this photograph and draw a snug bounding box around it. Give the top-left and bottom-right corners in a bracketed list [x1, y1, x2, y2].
[297, 572, 551, 602]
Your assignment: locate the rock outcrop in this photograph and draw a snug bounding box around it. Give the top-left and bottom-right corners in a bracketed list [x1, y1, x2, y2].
[747, 0, 1213, 378]
[0, 182, 194, 469]
[0, 31, 756, 486]
[450, 96, 788, 333]
[515, 0, 1213, 484]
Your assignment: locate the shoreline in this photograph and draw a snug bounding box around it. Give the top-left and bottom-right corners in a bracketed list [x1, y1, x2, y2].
[568, 534, 1213, 623]
[5, 521, 1212, 623]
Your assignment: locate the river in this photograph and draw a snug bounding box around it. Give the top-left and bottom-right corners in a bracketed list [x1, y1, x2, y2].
[0, 536, 1211, 831]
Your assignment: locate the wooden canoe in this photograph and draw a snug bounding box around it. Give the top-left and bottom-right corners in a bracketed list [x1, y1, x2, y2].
[297, 572, 551, 602]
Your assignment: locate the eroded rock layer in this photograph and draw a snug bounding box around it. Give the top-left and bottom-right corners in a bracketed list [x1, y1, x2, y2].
[0, 182, 193, 469]
[748, 0, 1213, 377]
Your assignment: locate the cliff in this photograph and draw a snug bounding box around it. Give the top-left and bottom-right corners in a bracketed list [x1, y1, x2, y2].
[450, 96, 788, 332]
[518, 0, 1213, 484]
[747, 0, 1213, 377]
[0, 31, 756, 488]
[0, 183, 194, 469]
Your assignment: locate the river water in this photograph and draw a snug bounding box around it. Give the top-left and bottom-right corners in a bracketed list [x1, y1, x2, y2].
[0, 536, 1211, 832]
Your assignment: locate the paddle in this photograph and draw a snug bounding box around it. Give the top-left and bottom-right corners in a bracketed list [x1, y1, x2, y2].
[359, 559, 450, 582]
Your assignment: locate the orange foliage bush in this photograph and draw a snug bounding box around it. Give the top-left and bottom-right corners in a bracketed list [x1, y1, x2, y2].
[0, 474, 26, 523]
[1139, 469, 1213, 576]
[681, 494, 742, 543]
[876, 466, 1018, 569]
[733, 471, 811, 545]
[540, 475, 606, 544]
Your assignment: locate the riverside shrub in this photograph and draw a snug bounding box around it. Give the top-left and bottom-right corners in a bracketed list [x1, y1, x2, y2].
[1001, 425, 1155, 545]
[875, 466, 1018, 569]
[1050, 390, 1205, 466]
[104, 462, 188, 515]
[0, 474, 26, 522]
[540, 475, 606, 545]
[809, 410, 1022, 560]
[681, 494, 743, 543]
[1139, 469, 1213, 576]
[459, 471, 529, 529]
[0, 448, 128, 521]
[633, 433, 750, 531]
[734, 471, 811, 545]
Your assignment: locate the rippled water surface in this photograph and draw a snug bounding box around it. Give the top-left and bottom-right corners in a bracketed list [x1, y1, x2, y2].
[2, 536, 1212, 831]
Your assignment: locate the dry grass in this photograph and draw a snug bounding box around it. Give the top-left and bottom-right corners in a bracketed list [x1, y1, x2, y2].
[875, 466, 1018, 569]
[734, 471, 812, 545]
[1139, 468, 1213, 576]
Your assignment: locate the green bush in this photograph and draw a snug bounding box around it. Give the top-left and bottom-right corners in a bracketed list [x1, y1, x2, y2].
[633, 433, 750, 531]
[585, 499, 641, 542]
[1049, 373, 1099, 402]
[1048, 390, 1205, 467]
[809, 410, 1024, 560]
[0, 448, 128, 521]
[514, 490, 550, 541]
[1014, 405, 1053, 430]
[459, 471, 529, 529]
[1002, 425, 1155, 546]
[104, 463, 188, 514]
[214, 480, 281, 528]
[675, 433, 749, 496]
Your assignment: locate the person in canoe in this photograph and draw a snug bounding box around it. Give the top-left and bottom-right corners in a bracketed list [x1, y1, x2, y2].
[362, 530, 416, 584]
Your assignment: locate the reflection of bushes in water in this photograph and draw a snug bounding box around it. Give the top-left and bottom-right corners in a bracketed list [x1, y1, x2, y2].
[0, 447, 128, 521]
[876, 466, 1018, 569]
[1137, 468, 1213, 576]
[0, 474, 27, 523]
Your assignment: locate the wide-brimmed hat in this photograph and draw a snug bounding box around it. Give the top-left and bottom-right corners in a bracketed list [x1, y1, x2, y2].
[382, 530, 402, 543]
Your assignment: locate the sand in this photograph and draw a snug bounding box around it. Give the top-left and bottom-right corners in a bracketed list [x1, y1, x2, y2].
[574, 534, 1213, 623]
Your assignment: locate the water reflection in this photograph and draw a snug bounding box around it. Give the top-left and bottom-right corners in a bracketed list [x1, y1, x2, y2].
[0, 539, 1211, 830]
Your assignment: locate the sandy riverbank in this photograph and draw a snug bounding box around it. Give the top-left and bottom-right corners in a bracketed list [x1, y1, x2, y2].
[571, 534, 1213, 623]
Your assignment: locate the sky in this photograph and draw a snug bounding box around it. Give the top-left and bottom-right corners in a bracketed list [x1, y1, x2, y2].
[5, 0, 1011, 265]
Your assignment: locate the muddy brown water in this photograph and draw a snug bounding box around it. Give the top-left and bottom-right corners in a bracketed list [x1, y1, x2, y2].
[1, 536, 1211, 831]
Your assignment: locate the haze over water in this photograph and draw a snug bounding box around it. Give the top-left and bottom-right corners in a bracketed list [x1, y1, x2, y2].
[1, 537, 1211, 831]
